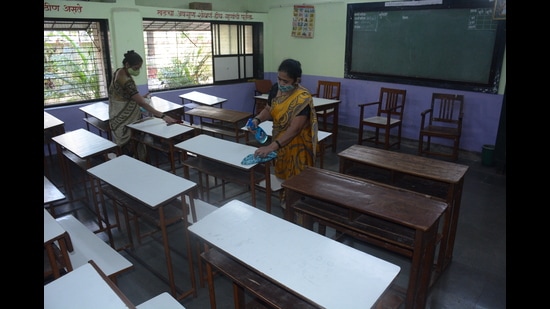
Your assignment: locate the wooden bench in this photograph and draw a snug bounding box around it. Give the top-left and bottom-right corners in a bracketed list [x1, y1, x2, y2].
[55, 214, 133, 284]
[281, 167, 447, 309]
[202, 247, 405, 309]
[338, 144, 469, 275]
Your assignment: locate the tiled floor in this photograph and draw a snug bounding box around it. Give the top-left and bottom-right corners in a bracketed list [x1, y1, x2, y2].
[44, 126, 506, 309]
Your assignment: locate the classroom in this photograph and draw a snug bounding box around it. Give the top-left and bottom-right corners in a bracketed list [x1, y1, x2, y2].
[44, 0, 506, 308]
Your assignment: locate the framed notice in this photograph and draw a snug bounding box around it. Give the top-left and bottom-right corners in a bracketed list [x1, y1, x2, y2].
[291, 5, 315, 38]
[493, 0, 506, 20]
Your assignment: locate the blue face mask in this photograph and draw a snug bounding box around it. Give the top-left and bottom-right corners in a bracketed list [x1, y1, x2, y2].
[278, 83, 295, 92]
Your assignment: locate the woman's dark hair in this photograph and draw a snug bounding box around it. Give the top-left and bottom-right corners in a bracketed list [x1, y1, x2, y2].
[278, 59, 302, 80]
[122, 50, 143, 66]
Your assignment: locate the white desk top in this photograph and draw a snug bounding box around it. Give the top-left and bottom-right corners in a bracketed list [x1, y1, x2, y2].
[127, 117, 194, 139]
[44, 176, 65, 204]
[136, 292, 186, 309]
[79, 101, 110, 121]
[174, 134, 260, 170]
[179, 91, 227, 106]
[44, 111, 64, 130]
[44, 209, 66, 244]
[44, 263, 133, 309]
[52, 128, 117, 159]
[87, 155, 197, 207]
[254, 93, 340, 108]
[188, 200, 400, 309]
[241, 120, 332, 141]
[150, 96, 184, 113]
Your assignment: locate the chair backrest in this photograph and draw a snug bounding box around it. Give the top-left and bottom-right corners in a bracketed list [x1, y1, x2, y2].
[377, 87, 407, 119]
[429, 93, 464, 127]
[314, 80, 341, 100]
[254, 79, 273, 95]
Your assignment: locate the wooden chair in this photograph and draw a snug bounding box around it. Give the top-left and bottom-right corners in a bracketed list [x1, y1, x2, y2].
[358, 87, 407, 150]
[418, 93, 464, 161]
[253, 79, 273, 115]
[311, 80, 341, 131]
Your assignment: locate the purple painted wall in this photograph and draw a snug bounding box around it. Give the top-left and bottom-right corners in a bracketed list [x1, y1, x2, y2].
[45, 76, 503, 154]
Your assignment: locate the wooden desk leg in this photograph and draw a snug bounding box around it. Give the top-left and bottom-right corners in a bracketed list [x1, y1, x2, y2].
[233, 283, 246, 309]
[437, 180, 464, 274]
[204, 258, 217, 309]
[332, 104, 339, 152]
[264, 162, 272, 213]
[406, 222, 439, 309]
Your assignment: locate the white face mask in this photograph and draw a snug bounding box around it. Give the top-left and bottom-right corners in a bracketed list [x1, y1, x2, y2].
[127, 67, 140, 76]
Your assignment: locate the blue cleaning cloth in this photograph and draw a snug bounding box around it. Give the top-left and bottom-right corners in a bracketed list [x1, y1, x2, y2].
[241, 151, 277, 165]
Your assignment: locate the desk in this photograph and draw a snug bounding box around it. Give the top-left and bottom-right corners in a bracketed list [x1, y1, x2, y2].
[44, 111, 66, 176]
[44, 111, 65, 156]
[175, 134, 273, 212]
[44, 175, 66, 217]
[87, 155, 198, 300]
[281, 167, 447, 309]
[52, 129, 119, 240]
[241, 120, 332, 168]
[127, 117, 195, 173]
[255, 94, 340, 152]
[80, 101, 112, 140]
[44, 261, 136, 309]
[179, 91, 227, 122]
[189, 200, 400, 309]
[185, 105, 251, 143]
[44, 209, 73, 280]
[338, 144, 468, 275]
[149, 96, 185, 120]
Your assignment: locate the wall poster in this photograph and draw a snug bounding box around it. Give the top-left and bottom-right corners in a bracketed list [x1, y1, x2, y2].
[291, 5, 315, 38]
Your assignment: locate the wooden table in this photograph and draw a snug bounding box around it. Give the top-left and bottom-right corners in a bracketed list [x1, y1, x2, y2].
[175, 134, 273, 212]
[51, 128, 119, 240]
[255, 94, 340, 152]
[338, 144, 469, 276]
[44, 261, 136, 309]
[44, 209, 73, 280]
[87, 155, 198, 301]
[80, 101, 112, 140]
[189, 199, 400, 309]
[127, 117, 195, 173]
[281, 167, 448, 309]
[179, 91, 227, 122]
[185, 105, 251, 143]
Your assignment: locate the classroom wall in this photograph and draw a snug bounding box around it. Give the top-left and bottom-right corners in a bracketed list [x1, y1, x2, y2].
[44, 0, 506, 154]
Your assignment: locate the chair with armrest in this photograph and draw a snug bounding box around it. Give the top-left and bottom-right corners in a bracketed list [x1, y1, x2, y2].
[253, 79, 273, 115]
[311, 80, 341, 131]
[418, 92, 465, 161]
[358, 87, 407, 150]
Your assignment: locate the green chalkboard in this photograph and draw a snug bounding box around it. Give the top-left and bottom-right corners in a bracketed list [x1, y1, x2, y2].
[345, 2, 506, 93]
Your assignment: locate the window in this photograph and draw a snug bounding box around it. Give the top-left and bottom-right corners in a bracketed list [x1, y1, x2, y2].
[44, 19, 110, 107]
[44, 18, 263, 106]
[143, 20, 259, 91]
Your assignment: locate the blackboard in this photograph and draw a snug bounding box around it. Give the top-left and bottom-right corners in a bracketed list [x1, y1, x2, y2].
[344, 1, 506, 93]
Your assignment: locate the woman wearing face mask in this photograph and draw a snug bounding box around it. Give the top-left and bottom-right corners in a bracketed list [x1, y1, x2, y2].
[108, 50, 178, 159]
[250, 59, 318, 191]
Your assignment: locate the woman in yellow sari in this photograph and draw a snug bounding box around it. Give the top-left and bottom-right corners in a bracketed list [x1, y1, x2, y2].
[251, 59, 318, 181]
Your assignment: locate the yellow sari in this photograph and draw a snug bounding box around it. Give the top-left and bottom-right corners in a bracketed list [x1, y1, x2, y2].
[270, 85, 318, 180]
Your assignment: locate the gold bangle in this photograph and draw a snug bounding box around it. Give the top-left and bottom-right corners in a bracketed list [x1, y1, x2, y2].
[275, 140, 282, 149]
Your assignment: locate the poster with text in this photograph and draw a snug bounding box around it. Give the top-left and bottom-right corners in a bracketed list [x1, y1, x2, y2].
[292, 5, 315, 38]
